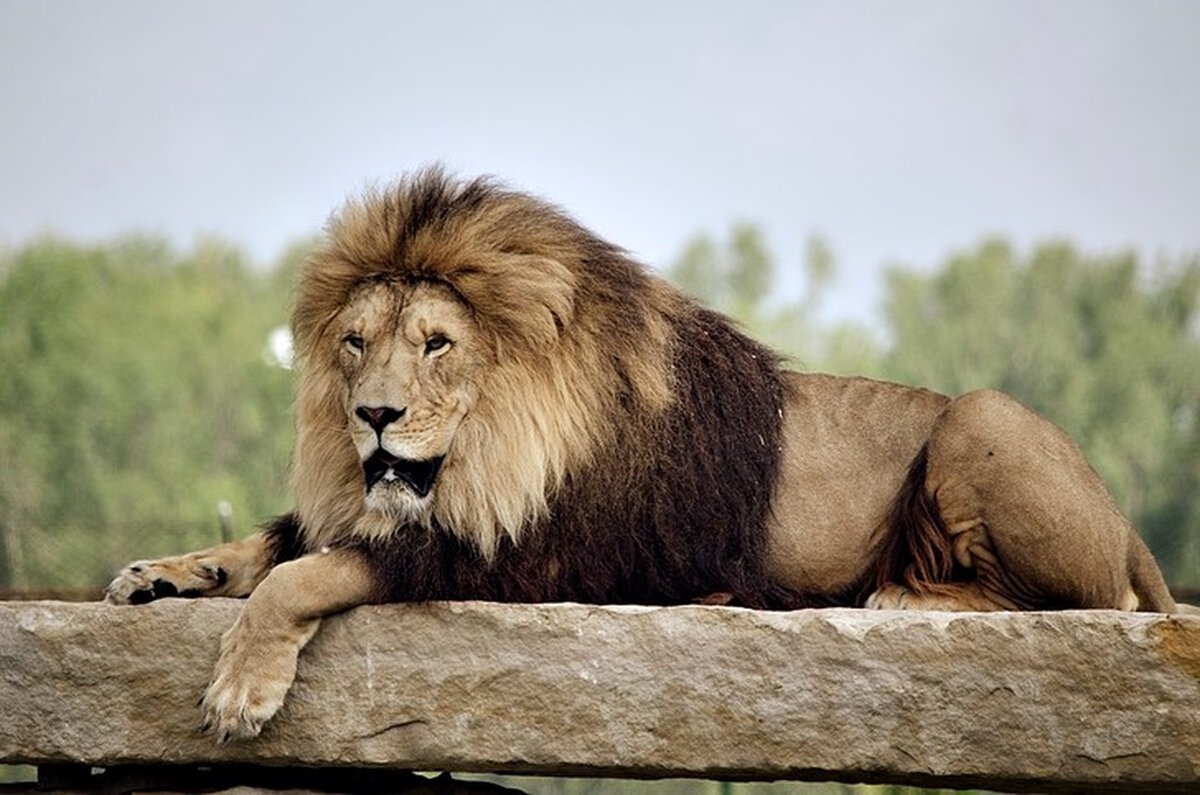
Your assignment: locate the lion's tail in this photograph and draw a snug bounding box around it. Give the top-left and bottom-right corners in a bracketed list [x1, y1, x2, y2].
[1128, 531, 1177, 613]
[865, 444, 958, 600]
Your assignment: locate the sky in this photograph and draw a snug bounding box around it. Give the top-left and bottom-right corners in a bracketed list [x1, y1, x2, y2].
[2, 0, 1198, 327]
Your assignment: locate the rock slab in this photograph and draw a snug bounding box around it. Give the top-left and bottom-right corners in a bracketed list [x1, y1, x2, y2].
[1, 600, 1199, 792]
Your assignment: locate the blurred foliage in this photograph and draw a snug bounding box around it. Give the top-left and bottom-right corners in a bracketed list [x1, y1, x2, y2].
[0, 236, 297, 589]
[670, 229, 1200, 588]
[1, 227, 1197, 594]
[669, 227, 879, 374]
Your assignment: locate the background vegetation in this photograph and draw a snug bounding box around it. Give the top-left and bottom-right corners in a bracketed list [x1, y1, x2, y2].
[1, 229, 1198, 592]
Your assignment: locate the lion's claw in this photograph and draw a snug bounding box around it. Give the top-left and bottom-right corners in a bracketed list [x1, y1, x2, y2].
[200, 674, 283, 742]
[200, 661, 288, 742]
[104, 561, 157, 605]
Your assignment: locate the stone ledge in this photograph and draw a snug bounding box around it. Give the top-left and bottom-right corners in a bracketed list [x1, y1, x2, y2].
[2, 600, 1198, 792]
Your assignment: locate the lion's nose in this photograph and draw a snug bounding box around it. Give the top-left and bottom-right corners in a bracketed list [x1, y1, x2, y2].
[355, 405, 406, 433]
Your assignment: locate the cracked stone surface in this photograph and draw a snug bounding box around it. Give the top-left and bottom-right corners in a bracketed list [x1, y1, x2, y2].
[2, 599, 1199, 792]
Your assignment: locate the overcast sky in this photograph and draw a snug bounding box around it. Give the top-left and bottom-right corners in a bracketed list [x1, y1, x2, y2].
[2, 0, 1198, 325]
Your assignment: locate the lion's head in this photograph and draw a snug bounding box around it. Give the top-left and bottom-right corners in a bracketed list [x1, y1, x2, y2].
[288, 168, 677, 558]
[336, 280, 485, 509]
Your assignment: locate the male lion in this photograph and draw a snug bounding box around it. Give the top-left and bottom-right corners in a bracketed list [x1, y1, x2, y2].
[106, 168, 1177, 741]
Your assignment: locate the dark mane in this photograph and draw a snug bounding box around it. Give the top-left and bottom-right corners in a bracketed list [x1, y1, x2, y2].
[277, 169, 800, 609]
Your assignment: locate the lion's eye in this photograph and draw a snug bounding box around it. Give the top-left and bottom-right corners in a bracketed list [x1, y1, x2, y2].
[343, 333, 364, 353]
[424, 334, 451, 356]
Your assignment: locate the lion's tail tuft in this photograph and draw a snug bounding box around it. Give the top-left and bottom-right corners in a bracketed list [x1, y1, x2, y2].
[864, 444, 957, 601]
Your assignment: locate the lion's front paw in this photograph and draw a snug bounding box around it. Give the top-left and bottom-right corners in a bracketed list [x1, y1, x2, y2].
[104, 561, 164, 605]
[201, 611, 303, 742]
[201, 665, 290, 742]
[104, 556, 226, 605]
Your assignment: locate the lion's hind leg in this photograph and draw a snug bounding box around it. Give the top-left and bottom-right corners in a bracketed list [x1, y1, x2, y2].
[868, 390, 1176, 613]
[104, 533, 274, 605]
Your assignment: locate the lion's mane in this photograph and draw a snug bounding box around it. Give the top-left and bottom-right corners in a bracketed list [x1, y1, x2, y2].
[269, 168, 796, 607]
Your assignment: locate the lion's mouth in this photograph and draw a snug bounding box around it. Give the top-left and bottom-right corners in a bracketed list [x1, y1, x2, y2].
[363, 450, 445, 498]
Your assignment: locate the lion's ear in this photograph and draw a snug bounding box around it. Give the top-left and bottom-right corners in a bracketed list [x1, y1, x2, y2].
[452, 254, 576, 354]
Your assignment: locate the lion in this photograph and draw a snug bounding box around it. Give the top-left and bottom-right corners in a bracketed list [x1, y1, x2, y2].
[105, 167, 1177, 741]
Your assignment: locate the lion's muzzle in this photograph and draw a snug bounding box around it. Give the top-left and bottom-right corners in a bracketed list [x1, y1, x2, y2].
[362, 449, 445, 498]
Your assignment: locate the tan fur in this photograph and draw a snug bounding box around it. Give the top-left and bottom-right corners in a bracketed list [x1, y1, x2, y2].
[764, 373, 950, 597]
[768, 381, 1175, 612]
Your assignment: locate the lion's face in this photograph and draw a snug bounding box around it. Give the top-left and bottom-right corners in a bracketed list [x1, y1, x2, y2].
[334, 280, 488, 519]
